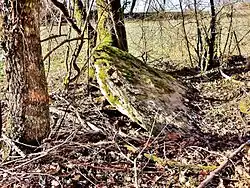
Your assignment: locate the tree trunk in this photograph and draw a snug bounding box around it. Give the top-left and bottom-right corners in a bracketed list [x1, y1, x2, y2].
[129, 0, 137, 16]
[2, 0, 50, 159]
[74, 0, 97, 49]
[96, 0, 128, 51]
[207, 0, 218, 70]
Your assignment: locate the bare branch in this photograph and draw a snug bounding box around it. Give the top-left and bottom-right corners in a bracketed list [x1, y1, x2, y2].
[198, 140, 250, 188]
[50, 0, 82, 35]
[43, 36, 86, 61]
[41, 34, 67, 43]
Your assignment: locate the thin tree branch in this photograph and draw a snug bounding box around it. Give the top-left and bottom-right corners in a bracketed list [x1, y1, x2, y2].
[222, 4, 233, 56]
[233, 31, 241, 56]
[179, 0, 193, 67]
[198, 140, 250, 188]
[43, 36, 86, 61]
[41, 34, 67, 43]
[50, 0, 82, 35]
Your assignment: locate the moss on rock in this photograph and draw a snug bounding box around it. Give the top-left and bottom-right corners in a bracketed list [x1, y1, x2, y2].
[93, 45, 188, 133]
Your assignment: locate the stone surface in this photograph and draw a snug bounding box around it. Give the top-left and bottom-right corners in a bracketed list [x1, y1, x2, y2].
[94, 45, 188, 133]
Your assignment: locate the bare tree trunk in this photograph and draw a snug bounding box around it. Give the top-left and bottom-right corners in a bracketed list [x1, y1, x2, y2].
[194, 0, 203, 67]
[2, 0, 50, 159]
[179, 0, 193, 67]
[96, 0, 128, 51]
[207, 0, 217, 69]
[129, 0, 137, 16]
[74, 0, 96, 48]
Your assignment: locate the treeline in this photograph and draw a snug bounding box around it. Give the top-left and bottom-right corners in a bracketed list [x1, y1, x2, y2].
[124, 11, 209, 20]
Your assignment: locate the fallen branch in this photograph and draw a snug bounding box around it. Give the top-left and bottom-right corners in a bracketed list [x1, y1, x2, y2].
[49, 105, 101, 132]
[144, 153, 217, 172]
[197, 140, 250, 188]
[8, 130, 77, 171]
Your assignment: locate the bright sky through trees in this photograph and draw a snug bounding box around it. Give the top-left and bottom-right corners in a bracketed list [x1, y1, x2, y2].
[121, 0, 249, 12]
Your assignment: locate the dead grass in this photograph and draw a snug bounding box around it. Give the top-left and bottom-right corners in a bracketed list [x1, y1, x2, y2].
[126, 10, 250, 68]
[1, 8, 250, 88]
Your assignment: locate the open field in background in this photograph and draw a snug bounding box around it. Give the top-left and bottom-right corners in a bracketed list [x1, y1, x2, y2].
[1, 6, 250, 90]
[126, 12, 250, 68]
[41, 7, 250, 88]
[40, 26, 85, 92]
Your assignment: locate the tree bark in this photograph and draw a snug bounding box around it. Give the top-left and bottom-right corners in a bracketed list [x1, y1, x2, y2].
[207, 0, 217, 69]
[129, 0, 137, 16]
[2, 0, 50, 159]
[96, 0, 128, 51]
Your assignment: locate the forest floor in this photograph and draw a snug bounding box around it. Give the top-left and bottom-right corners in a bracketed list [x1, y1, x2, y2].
[0, 57, 250, 187]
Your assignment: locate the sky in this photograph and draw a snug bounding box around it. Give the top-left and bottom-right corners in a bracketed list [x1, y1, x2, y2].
[121, 0, 249, 12]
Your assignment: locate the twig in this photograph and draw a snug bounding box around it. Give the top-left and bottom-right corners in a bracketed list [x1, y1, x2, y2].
[55, 96, 101, 132]
[13, 140, 38, 149]
[144, 153, 217, 171]
[188, 146, 226, 159]
[222, 4, 233, 55]
[49, 105, 72, 138]
[76, 110, 101, 132]
[76, 168, 96, 186]
[133, 113, 157, 188]
[0, 170, 63, 188]
[43, 36, 84, 61]
[219, 69, 231, 79]
[231, 29, 250, 53]
[66, 0, 95, 84]
[7, 130, 77, 171]
[41, 34, 67, 43]
[197, 140, 250, 188]
[233, 31, 241, 56]
[1, 134, 26, 158]
[182, 65, 246, 80]
[50, 0, 82, 35]
[9, 153, 48, 171]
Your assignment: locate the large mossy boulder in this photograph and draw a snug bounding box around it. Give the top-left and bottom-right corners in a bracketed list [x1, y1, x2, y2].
[93, 45, 189, 134]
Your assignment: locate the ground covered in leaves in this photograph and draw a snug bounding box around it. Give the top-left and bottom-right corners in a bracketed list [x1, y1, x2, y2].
[0, 60, 250, 187]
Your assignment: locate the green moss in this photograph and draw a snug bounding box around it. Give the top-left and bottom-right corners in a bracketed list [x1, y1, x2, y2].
[101, 83, 120, 105]
[102, 45, 137, 62]
[97, 46, 176, 93]
[88, 67, 95, 79]
[239, 96, 250, 114]
[108, 94, 120, 105]
[95, 53, 144, 127]
[144, 153, 217, 171]
[63, 73, 70, 86]
[96, 0, 113, 46]
[98, 66, 108, 80]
